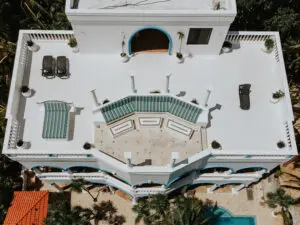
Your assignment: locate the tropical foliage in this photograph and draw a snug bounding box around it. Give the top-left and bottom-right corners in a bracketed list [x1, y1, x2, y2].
[0, 154, 22, 224]
[68, 178, 101, 202]
[266, 188, 297, 225]
[81, 200, 126, 225]
[132, 194, 221, 225]
[44, 200, 125, 225]
[44, 201, 91, 225]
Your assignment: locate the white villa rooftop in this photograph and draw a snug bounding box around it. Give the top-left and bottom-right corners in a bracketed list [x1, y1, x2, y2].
[4, 31, 295, 165]
[71, 0, 235, 11]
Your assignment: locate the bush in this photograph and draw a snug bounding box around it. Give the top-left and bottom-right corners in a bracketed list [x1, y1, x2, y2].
[265, 38, 274, 50]
[68, 37, 77, 48]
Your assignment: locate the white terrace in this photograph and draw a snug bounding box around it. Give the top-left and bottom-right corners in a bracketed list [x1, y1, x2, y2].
[3, 31, 296, 164]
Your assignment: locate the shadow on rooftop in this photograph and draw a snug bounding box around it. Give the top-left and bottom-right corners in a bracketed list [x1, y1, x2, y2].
[206, 103, 222, 128]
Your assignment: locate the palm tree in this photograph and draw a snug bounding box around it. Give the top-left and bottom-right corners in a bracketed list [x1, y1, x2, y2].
[44, 201, 91, 225]
[68, 178, 99, 202]
[82, 201, 125, 225]
[266, 188, 297, 225]
[266, 188, 295, 210]
[133, 194, 220, 225]
[281, 172, 300, 190]
[132, 194, 170, 225]
[168, 196, 220, 225]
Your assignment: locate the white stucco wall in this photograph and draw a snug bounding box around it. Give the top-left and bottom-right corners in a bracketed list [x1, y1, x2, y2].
[66, 9, 236, 55]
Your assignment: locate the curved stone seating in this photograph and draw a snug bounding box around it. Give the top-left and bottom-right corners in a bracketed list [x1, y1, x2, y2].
[100, 95, 202, 124]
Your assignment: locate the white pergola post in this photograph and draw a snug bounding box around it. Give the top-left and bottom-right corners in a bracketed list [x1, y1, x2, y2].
[132, 197, 138, 205]
[108, 185, 115, 194]
[166, 74, 172, 93]
[207, 184, 218, 193]
[232, 184, 245, 194]
[124, 152, 132, 168]
[130, 75, 137, 93]
[90, 89, 101, 107]
[170, 152, 180, 168]
[204, 86, 213, 107]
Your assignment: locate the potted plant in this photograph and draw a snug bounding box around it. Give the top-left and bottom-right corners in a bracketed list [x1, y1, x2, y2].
[27, 40, 40, 52]
[264, 38, 274, 53]
[120, 40, 129, 63]
[20, 85, 32, 97]
[17, 140, 28, 149]
[277, 141, 285, 149]
[83, 142, 92, 150]
[176, 32, 185, 63]
[191, 98, 199, 105]
[222, 41, 232, 53]
[68, 37, 79, 53]
[271, 90, 285, 103]
[211, 140, 221, 149]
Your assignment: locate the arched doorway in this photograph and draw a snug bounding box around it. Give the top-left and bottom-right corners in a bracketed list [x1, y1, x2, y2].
[129, 27, 172, 55]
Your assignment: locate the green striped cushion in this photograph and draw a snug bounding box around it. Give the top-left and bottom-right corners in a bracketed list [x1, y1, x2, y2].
[42, 102, 69, 139]
[100, 95, 202, 124]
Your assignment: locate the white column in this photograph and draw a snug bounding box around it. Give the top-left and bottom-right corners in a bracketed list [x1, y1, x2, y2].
[132, 197, 138, 205]
[130, 76, 137, 93]
[166, 74, 172, 93]
[124, 152, 132, 168]
[108, 185, 115, 194]
[90, 89, 101, 107]
[170, 152, 180, 168]
[223, 170, 232, 175]
[204, 86, 213, 107]
[207, 184, 218, 193]
[232, 184, 245, 194]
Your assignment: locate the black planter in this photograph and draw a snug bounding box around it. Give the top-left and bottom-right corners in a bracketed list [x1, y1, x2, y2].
[222, 41, 232, 49]
[83, 142, 92, 150]
[211, 141, 221, 149]
[20, 85, 29, 93]
[27, 40, 34, 47]
[176, 52, 183, 59]
[277, 141, 285, 149]
[17, 140, 24, 147]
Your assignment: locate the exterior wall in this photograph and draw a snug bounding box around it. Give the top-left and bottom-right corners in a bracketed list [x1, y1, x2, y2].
[12, 152, 289, 187]
[70, 24, 231, 55]
[66, 8, 236, 55]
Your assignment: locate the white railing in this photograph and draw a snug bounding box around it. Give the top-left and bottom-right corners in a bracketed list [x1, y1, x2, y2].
[284, 121, 293, 148]
[37, 172, 166, 197]
[226, 32, 280, 63]
[28, 31, 74, 41]
[7, 119, 20, 149]
[9, 154, 94, 158]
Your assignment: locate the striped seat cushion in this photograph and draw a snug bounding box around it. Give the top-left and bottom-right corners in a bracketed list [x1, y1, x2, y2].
[42, 102, 69, 139]
[100, 95, 202, 124]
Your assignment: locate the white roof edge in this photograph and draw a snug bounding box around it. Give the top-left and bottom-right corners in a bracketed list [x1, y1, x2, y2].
[273, 32, 294, 121]
[66, 10, 237, 17]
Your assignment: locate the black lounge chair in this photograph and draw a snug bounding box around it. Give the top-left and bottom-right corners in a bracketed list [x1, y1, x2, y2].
[239, 84, 251, 110]
[56, 56, 69, 79]
[42, 55, 55, 79]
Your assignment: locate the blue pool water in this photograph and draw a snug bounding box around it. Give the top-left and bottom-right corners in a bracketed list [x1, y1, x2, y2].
[214, 217, 256, 225]
[212, 207, 256, 225]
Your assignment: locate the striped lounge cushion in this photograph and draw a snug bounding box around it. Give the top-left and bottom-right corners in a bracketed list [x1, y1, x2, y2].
[42, 102, 69, 139]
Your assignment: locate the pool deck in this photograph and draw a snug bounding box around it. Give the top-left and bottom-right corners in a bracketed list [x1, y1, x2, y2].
[67, 175, 283, 225]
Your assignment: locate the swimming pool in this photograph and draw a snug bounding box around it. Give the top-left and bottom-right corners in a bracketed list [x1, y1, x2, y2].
[213, 207, 256, 225]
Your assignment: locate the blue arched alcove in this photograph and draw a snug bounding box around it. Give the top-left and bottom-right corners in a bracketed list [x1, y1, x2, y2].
[128, 26, 173, 55]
